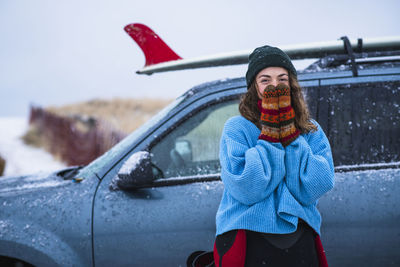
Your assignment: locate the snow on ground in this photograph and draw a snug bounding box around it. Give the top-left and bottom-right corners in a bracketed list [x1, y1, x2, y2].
[0, 117, 66, 177]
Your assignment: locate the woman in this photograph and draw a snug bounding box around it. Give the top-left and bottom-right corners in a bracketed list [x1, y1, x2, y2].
[213, 45, 335, 267]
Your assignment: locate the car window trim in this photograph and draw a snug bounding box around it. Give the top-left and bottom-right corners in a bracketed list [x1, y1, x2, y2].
[124, 161, 400, 189]
[335, 161, 400, 173]
[147, 95, 240, 180]
[133, 173, 221, 188]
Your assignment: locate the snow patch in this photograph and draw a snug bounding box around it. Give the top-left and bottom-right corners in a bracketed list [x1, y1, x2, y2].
[0, 220, 8, 230]
[0, 180, 66, 194]
[0, 117, 66, 176]
[119, 151, 149, 174]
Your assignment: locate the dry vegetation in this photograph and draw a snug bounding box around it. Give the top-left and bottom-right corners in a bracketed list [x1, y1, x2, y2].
[0, 154, 5, 176]
[22, 97, 173, 153]
[46, 97, 173, 133]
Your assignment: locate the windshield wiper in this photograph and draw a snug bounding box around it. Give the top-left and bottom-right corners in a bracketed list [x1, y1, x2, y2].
[56, 166, 85, 180]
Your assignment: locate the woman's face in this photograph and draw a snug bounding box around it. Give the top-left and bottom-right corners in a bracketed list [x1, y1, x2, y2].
[255, 67, 290, 98]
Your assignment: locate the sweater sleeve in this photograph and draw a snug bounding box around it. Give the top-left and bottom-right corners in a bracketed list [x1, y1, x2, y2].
[219, 117, 286, 206]
[284, 121, 335, 206]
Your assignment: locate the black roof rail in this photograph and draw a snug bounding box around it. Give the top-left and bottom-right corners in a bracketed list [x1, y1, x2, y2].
[304, 50, 400, 74]
[341, 36, 358, 76]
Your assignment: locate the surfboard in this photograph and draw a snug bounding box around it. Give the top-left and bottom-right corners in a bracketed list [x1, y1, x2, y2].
[124, 23, 400, 75]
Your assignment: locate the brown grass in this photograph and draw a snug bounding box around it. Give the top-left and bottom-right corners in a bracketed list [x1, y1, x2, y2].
[0, 154, 5, 176]
[21, 124, 44, 148]
[46, 98, 173, 133]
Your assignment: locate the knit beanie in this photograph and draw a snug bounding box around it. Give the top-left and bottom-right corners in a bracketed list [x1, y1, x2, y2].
[246, 45, 297, 88]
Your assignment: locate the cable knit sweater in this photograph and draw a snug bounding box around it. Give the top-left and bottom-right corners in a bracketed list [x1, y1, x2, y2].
[216, 116, 334, 236]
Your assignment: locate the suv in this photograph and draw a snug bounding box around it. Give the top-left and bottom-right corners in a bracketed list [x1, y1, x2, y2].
[1, 41, 400, 266]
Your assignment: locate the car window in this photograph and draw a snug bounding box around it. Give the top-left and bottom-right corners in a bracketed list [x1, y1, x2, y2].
[150, 100, 240, 178]
[77, 96, 185, 178]
[304, 80, 400, 166]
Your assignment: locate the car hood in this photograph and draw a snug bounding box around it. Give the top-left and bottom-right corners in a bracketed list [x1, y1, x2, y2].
[0, 167, 96, 266]
[0, 168, 72, 197]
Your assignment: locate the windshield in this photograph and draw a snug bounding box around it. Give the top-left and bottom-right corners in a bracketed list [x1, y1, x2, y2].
[77, 95, 185, 178]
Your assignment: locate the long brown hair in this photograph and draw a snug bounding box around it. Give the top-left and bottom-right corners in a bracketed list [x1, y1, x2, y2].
[239, 74, 317, 133]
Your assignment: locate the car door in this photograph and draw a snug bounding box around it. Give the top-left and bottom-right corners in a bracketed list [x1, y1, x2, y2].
[92, 96, 240, 266]
[306, 76, 400, 266]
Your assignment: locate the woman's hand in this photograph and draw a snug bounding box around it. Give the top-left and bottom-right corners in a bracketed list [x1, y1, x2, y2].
[259, 85, 280, 142]
[276, 83, 300, 146]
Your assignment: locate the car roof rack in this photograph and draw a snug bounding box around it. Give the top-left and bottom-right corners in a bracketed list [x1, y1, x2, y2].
[125, 23, 400, 75]
[303, 50, 400, 74]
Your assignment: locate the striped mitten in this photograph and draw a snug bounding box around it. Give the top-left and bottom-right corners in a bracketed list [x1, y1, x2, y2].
[277, 83, 300, 147]
[259, 85, 280, 143]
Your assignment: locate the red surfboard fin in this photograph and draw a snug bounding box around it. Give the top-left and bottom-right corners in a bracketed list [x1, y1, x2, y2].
[124, 23, 182, 67]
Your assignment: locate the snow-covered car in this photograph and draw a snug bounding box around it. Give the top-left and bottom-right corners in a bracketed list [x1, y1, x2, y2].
[1, 31, 400, 266]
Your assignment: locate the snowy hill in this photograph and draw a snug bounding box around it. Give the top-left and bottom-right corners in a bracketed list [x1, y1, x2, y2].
[0, 117, 66, 177]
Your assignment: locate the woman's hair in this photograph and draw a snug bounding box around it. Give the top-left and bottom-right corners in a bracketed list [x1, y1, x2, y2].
[239, 74, 318, 133]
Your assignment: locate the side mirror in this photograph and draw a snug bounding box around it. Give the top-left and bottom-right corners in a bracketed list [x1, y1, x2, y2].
[111, 151, 154, 190]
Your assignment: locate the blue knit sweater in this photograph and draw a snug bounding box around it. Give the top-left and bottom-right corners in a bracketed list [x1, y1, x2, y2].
[216, 116, 334, 236]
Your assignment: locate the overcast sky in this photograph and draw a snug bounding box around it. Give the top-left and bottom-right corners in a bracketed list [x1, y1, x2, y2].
[1, 0, 399, 117]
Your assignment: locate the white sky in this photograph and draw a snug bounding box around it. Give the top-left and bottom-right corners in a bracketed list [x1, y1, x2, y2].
[1, 0, 399, 116]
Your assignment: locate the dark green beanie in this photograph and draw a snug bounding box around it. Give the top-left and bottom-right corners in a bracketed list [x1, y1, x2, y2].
[245, 45, 297, 88]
